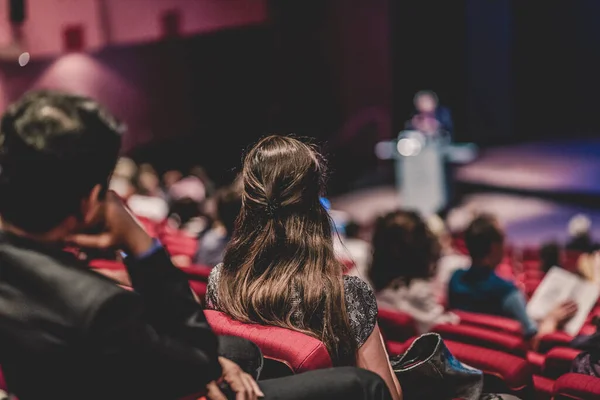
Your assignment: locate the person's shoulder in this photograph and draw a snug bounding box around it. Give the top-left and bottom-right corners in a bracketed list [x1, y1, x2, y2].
[489, 271, 518, 293]
[343, 275, 378, 347]
[208, 263, 223, 282]
[205, 264, 223, 309]
[343, 275, 375, 299]
[0, 241, 137, 330]
[449, 267, 468, 282]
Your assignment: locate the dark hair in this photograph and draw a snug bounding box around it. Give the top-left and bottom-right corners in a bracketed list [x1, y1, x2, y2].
[345, 221, 361, 239]
[413, 90, 439, 105]
[0, 90, 122, 233]
[464, 214, 504, 260]
[540, 241, 561, 273]
[369, 210, 440, 291]
[216, 186, 242, 236]
[216, 135, 357, 366]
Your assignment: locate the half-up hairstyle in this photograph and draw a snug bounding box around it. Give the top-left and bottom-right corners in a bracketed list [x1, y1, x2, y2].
[216, 135, 357, 366]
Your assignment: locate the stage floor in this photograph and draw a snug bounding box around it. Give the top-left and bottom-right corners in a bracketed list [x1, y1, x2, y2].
[455, 138, 600, 196]
[332, 139, 600, 245]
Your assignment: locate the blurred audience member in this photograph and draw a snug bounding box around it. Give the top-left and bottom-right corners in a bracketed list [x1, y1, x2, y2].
[540, 241, 561, 273]
[206, 136, 402, 400]
[109, 157, 136, 199]
[428, 214, 470, 303]
[567, 214, 598, 253]
[449, 214, 577, 348]
[0, 90, 227, 399]
[190, 165, 216, 198]
[341, 221, 371, 277]
[127, 163, 168, 221]
[194, 185, 241, 266]
[369, 210, 458, 333]
[162, 169, 183, 191]
[167, 176, 207, 236]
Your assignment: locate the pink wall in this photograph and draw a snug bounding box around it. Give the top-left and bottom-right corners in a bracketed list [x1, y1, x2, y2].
[105, 0, 267, 45]
[0, 0, 267, 58]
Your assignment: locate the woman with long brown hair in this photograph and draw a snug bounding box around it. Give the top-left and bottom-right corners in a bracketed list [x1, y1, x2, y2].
[206, 135, 402, 399]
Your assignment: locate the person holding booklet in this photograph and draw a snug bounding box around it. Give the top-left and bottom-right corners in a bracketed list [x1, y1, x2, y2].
[448, 214, 578, 350]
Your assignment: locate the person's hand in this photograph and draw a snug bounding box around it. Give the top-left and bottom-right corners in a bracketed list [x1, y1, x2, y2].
[548, 300, 578, 326]
[206, 357, 264, 400]
[66, 191, 154, 257]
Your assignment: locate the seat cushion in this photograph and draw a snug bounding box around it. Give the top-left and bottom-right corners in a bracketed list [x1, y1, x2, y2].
[205, 310, 332, 373]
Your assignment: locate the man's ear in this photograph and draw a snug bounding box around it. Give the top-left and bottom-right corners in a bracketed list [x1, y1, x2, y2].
[81, 184, 103, 225]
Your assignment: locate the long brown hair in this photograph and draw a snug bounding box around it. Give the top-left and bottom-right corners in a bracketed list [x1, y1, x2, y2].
[216, 135, 357, 366]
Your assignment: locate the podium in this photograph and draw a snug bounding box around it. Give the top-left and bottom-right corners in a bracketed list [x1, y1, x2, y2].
[376, 130, 477, 216]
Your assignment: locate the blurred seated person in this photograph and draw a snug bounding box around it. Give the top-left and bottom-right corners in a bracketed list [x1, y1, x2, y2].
[567, 214, 599, 254]
[0, 90, 240, 399]
[427, 214, 470, 303]
[167, 175, 207, 237]
[108, 157, 136, 200]
[0, 91, 393, 400]
[369, 210, 459, 334]
[540, 241, 561, 274]
[448, 214, 578, 349]
[162, 169, 183, 193]
[127, 163, 168, 222]
[206, 136, 403, 400]
[405, 90, 453, 137]
[190, 165, 216, 198]
[194, 185, 241, 267]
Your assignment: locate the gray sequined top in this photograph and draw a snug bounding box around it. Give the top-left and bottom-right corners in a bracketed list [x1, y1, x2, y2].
[206, 264, 378, 348]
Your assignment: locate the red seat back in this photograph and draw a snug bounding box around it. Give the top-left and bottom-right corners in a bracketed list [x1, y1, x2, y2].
[432, 323, 528, 357]
[204, 310, 332, 374]
[543, 347, 582, 380]
[453, 310, 523, 337]
[377, 308, 417, 342]
[554, 373, 600, 399]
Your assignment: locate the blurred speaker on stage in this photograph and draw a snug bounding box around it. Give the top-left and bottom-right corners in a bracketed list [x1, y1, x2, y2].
[405, 90, 454, 139]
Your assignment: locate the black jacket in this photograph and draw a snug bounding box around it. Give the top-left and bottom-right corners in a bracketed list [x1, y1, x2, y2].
[0, 232, 221, 400]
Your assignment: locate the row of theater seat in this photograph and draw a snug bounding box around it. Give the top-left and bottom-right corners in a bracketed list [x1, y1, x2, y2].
[87, 219, 600, 398]
[86, 256, 600, 399]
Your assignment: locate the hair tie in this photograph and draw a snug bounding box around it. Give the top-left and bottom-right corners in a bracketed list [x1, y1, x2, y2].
[265, 200, 280, 218]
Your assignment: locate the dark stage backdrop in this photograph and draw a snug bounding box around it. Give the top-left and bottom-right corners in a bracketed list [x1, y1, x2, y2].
[513, 0, 600, 140]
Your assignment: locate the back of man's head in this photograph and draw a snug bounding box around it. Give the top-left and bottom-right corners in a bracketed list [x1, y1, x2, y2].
[0, 90, 123, 233]
[464, 214, 504, 261]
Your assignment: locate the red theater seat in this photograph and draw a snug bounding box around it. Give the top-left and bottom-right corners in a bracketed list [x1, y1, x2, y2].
[453, 310, 523, 337]
[205, 310, 332, 378]
[387, 339, 532, 397]
[432, 323, 528, 357]
[543, 347, 582, 380]
[180, 265, 213, 281]
[533, 375, 554, 400]
[538, 331, 574, 354]
[527, 351, 545, 375]
[554, 373, 600, 400]
[377, 308, 417, 342]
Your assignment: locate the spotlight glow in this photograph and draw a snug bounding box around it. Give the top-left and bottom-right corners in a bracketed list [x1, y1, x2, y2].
[397, 137, 422, 157]
[18, 52, 30, 67]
